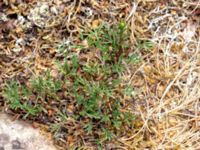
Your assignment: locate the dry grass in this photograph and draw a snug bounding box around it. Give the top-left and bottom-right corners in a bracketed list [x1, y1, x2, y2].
[118, 0, 200, 149]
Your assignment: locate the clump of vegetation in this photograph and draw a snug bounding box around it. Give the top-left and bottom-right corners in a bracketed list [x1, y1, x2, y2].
[3, 71, 62, 118]
[3, 80, 41, 118]
[3, 21, 139, 146]
[67, 22, 136, 140]
[30, 71, 62, 99]
[137, 40, 154, 52]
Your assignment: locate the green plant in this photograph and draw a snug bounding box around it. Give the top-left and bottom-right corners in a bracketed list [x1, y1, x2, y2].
[3, 80, 22, 110]
[126, 53, 140, 64]
[3, 21, 137, 146]
[137, 40, 154, 51]
[56, 21, 136, 141]
[3, 71, 62, 118]
[30, 71, 62, 99]
[22, 103, 41, 118]
[3, 80, 41, 118]
[84, 122, 93, 134]
[50, 111, 68, 136]
[86, 21, 129, 64]
[102, 128, 114, 141]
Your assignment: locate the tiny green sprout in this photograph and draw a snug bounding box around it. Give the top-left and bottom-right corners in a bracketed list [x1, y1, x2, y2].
[102, 128, 113, 141]
[84, 122, 93, 134]
[137, 40, 154, 51]
[124, 86, 135, 97]
[22, 104, 41, 118]
[50, 123, 61, 136]
[119, 21, 126, 31]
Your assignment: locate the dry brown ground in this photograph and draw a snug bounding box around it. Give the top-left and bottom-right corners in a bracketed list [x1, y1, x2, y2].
[0, 0, 200, 149]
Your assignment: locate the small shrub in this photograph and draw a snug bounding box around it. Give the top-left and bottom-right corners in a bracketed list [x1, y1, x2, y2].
[3, 21, 137, 146]
[56, 21, 136, 141]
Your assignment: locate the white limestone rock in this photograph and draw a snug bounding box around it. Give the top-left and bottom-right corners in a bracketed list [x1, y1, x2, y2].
[0, 113, 57, 150]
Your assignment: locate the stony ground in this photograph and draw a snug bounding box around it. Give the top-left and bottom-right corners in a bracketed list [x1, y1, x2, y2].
[0, 113, 56, 150]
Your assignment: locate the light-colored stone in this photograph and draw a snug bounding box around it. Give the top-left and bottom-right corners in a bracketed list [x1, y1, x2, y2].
[0, 113, 57, 150]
